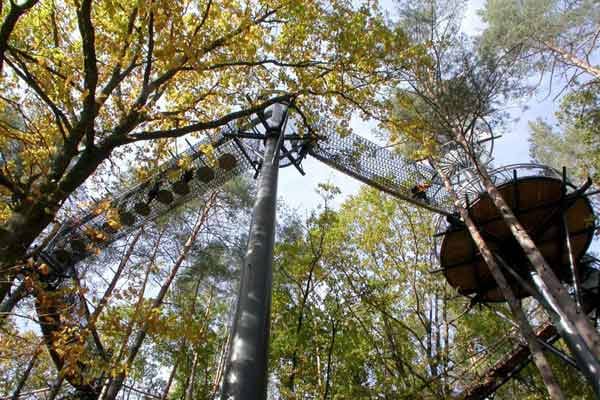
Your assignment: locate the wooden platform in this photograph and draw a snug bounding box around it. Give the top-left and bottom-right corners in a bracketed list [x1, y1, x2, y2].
[440, 177, 595, 302]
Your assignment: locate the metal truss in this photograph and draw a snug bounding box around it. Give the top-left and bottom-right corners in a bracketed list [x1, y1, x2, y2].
[41, 123, 260, 274]
[461, 257, 600, 399]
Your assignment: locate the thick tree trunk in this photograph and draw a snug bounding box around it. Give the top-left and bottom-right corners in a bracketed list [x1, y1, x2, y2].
[436, 164, 566, 400]
[0, 144, 112, 306]
[0, 204, 53, 303]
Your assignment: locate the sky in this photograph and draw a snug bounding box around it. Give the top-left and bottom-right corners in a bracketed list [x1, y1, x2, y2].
[278, 0, 556, 214]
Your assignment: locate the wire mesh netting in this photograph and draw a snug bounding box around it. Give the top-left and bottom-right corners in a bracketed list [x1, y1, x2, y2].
[41, 125, 259, 272]
[42, 116, 465, 273]
[308, 130, 453, 215]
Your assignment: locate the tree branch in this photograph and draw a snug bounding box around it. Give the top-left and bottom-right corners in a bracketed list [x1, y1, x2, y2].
[113, 93, 295, 144]
[99, 7, 140, 105]
[76, 0, 99, 147]
[142, 8, 155, 91]
[0, 0, 39, 74]
[4, 55, 72, 135]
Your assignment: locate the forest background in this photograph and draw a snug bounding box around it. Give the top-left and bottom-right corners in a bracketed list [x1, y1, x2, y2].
[0, 0, 599, 399]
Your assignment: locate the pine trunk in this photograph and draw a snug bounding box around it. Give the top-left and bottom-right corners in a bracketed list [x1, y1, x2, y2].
[184, 351, 200, 400]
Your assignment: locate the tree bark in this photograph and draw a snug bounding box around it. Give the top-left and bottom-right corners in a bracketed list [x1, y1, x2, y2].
[159, 360, 178, 400]
[289, 255, 320, 392]
[91, 229, 143, 323]
[0, 0, 39, 74]
[541, 41, 600, 79]
[210, 324, 231, 399]
[184, 288, 214, 400]
[45, 376, 64, 400]
[184, 351, 200, 400]
[10, 344, 41, 400]
[323, 318, 337, 400]
[0, 281, 25, 322]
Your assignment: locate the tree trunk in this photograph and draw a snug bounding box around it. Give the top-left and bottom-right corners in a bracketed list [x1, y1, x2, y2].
[442, 286, 450, 396]
[289, 256, 319, 392]
[184, 288, 214, 400]
[435, 163, 566, 400]
[210, 326, 231, 400]
[159, 360, 178, 400]
[323, 318, 337, 400]
[0, 281, 25, 322]
[11, 344, 41, 400]
[45, 376, 64, 400]
[91, 229, 143, 323]
[184, 351, 200, 400]
[0, 142, 114, 306]
[101, 196, 215, 400]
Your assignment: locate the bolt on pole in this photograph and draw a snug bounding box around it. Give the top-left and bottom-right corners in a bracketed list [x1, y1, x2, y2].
[221, 108, 284, 400]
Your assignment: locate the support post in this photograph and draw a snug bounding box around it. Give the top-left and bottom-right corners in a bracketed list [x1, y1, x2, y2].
[221, 133, 280, 400]
[563, 212, 583, 311]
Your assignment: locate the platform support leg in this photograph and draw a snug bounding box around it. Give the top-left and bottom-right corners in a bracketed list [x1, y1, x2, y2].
[221, 133, 280, 400]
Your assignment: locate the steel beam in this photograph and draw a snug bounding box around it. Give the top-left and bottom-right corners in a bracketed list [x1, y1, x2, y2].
[221, 133, 280, 400]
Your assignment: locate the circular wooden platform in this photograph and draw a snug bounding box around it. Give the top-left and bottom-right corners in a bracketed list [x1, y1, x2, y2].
[440, 176, 595, 302]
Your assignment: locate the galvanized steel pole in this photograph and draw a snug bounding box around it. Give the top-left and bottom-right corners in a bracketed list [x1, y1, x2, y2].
[221, 128, 281, 400]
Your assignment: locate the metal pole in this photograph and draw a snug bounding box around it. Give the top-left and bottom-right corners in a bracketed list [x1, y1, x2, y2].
[562, 214, 583, 311]
[535, 337, 580, 371]
[221, 132, 280, 400]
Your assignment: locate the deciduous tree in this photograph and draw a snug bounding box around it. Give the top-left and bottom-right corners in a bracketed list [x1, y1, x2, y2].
[0, 0, 420, 306]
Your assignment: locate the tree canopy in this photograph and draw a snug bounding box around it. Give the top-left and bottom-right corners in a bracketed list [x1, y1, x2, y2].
[0, 0, 422, 304]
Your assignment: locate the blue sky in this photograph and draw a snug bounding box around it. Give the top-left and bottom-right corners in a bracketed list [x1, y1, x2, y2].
[278, 0, 556, 213]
